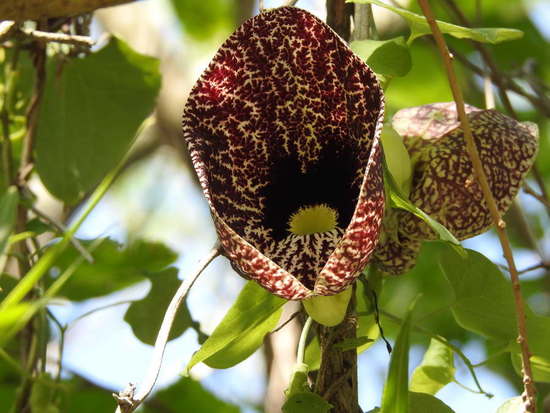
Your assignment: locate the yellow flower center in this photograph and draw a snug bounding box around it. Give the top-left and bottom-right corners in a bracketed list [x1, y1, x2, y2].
[288, 204, 338, 235]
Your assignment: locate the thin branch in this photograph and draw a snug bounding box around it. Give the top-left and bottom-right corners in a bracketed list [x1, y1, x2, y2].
[114, 243, 222, 413]
[523, 183, 550, 210]
[29, 204, 94, 263]
[450, 49, 550, 118]
[68, 300, 135, 329]
[20, 28, 95, 47]
[271, 310, 300, 333]
[19, 35, 46, 178]
[417, 0, 536, 410]
[381, 310, 493, 398]
[1, 0, 136, 22]
[0, 22, 18, 43]
[517, 262, 550, 275]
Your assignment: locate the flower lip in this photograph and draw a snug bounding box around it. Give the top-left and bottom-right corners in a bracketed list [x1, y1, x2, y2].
[182, 7, 385, 300]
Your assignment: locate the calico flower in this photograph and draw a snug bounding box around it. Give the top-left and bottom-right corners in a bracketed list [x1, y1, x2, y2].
[182, 7, 385, 300]
[374, 102, 539, 274]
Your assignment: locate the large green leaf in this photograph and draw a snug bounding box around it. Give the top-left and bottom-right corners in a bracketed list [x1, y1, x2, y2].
[204, 304, 282, 368]
[351, 37, 412, 78]
[408, 392, 455, 413]
[439, 247, 518, 341]
[186, 281, 285, 373]
[124, 268, 192, 345]
[440, 246, 550, 382]
[348, 0, 523, 44]
[35, 36, 160, 204]
[47, 238, 177, 301]
[380, 298, 417, 413]
[410, 338, 455, 395]
[0, 187, 18, 258]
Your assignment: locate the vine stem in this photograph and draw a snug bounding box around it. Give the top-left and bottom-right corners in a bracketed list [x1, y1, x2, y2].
[381, 310, 492, 398]
[296, 316, 312, 365]
[416, 0, 537, 410]
[114, 243, 222, 413]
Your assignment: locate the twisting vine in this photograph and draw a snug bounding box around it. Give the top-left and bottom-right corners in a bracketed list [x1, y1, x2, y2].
[417, 0, 537, 410]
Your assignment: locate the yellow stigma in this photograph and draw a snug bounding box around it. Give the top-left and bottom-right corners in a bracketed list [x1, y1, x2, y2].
[288, 204, 338, 235]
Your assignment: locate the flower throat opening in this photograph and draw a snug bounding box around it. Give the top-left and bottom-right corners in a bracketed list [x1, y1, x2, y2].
[261, 142, 360, 241]
[288, 204, 339, 235]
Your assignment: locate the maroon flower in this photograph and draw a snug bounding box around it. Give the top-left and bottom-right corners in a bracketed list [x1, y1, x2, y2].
[182, 7, 385, 300]
[374, 102, 539, 274]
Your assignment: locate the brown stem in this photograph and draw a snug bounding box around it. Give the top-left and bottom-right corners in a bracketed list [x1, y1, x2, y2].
[314, 295, 359, 413]
[450, 49, 550, 118]
[326, 0, 354, 42]
[417, 0, 537, 410]
[1, 0, 136, 22]
[19, 39, 46, 175]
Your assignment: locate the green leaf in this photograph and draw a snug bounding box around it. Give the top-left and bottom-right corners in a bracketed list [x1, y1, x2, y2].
[409, 392, 455, 413]
[511, 353, 550, 383]
[384, 166, 462, 249]
[440, 246, 550, 382]
[30, 373, 60, 413]
[204, 303, 282, 368]
[63, 381, 119, 413]
[170, 0, 233, 41]
[495, 396, 523, 413]
[439, 247, 518, 341]
[380, 297, 418, 413]
[410, 338, 455, 395]
[381, 126, 412, 197]
[35, 36, 160, 204]
[282, 392, 333, 413]
[304, 337, 321, 371]
[0, 303, 31, 332]
[351, 37, 412, 78]
[334, 336, 374, 351]
[347, 0, 523, 44]
[285, 363, 310, 397]
[303, 287, 352, 326]
[124, 268, 192, 345]
[141, 376, 239, 413]
[47, 238, 177, 301]
[0, 187, 19, 258]
[186, 281, 285, 374]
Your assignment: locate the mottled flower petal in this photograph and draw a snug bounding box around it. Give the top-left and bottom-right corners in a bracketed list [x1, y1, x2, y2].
[372, 209, 421, 275]
[392, 102, 479, 153]
[374, 103, 538, 274]
[182, 7, 385, 299]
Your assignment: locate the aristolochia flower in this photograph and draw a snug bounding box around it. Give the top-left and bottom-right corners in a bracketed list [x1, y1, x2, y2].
[182, 7, 385, 300]
[374, 102, 539, 274]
